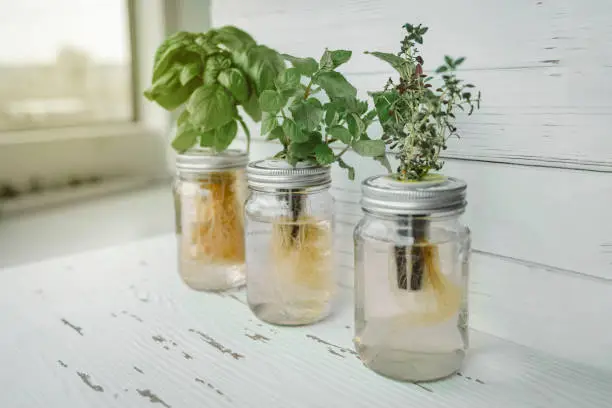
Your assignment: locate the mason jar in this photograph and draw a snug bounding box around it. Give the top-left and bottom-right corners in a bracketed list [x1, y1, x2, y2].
[245, 159, 335, 325]
[174, 149, 248, 291]
[353, 175, 470, 381]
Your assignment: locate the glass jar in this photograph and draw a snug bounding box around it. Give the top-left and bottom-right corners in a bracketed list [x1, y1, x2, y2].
[174, 149, 248, 291]
[245, 160, 335, 325]
[353, 175, 470, 381]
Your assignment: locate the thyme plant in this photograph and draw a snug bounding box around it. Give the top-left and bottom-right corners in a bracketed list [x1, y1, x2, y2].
[367, 23, 481, 181]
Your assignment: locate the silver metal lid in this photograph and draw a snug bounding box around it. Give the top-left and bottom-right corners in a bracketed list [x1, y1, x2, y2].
[246, 159, 331, 191]
[361, 174, 467, 215]
[176, 148, 248, 173]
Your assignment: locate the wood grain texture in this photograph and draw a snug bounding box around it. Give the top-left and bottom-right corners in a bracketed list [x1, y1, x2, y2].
[1, 235, 611, 408]
[213, 0, 612, 170]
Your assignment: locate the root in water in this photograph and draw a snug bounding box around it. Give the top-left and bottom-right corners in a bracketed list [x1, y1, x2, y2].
[270, 215, 333, 292]
[185, 171, 245, 264]
[392, 241, 462, 325]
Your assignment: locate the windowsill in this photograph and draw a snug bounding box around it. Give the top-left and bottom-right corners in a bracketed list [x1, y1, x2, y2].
[0, 122, 154, 146]
[0, 174, 170, 217]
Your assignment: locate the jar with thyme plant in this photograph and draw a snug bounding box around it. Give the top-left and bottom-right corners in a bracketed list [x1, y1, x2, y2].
[354, 175, 470, 381]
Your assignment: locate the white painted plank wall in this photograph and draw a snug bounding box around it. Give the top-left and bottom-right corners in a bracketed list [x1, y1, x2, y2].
[213, 0, 612, 170]
[210, 0, 612, 367]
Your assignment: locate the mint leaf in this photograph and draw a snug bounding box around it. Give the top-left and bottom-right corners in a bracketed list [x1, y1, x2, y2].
[217, 68, 249, 102]
[268, 126, 285, 142]
[282, 54, 318, 76]
[171, 123, 198, 152]
[290, 99, 323, 131]
[365, 51, 405, 74]
[314, 71, 357, 99]
[261, 112, 278, 136]
[180, 62, 201, 85]
[347, 113, 365, 138]
[289, 141, 317, 159]
[373, 90, 399, 124]
[214, 120, 238, 152]
[374, 154, 393, 173]
[199, 130, 215, 147]
[337, 157, 356, 180]
[259, 90, 286, 113]
[325, 108, 339, 127]
[319, 49, 334, 71]
[282, 118, 308, 142]
[314, 144, 335, 165]
[352, 140, 386, 157]
[187, 84, 236, 131]
[275, 68, 300, 91]
[329, 50, 352, 68]
[328, 126, 352, 144]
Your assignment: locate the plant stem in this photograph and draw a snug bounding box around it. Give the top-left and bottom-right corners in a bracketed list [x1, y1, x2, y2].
[237, 115, 251, 153]
[394, 216, 427, 290]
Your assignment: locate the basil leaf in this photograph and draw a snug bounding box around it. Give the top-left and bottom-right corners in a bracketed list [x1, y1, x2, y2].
[261, 112, 278, 136]
[314, 71, 357, 99]
[214, 120, 238, 152]
[212, 26, 256, 51]
[171, 123, 199, 152]
[347, 113, 365, 138]
[203, 54, 232, 83]
[328, 126, 352, 144]
[352, 140, 386, 157]
[281, 54, 318, 76]
[244, 45, 286, 93]
[217, 68, 249, 102]
[199, 130, 215, 147]
[259, 90, 287, 113]
[329, 49, 352, 68]
[282, 119, 308, 143]
[290, 99, 323, 131]
[242, 90, 262, 122]
[314, 144, 335, 165]
[180, 62, 201, 85]
[275, 68, 300, 91]
[337, 157, 356, 180]
[177, 109, 190, 126]
[187, 84, 236, 131]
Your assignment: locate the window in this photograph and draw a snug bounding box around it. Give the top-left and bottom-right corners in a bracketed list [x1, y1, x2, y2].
[0, 0, 133, 130]
[0, 0, 181, 213]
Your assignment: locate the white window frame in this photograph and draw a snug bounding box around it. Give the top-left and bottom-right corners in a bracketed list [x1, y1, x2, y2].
[0, 0, 211, 213]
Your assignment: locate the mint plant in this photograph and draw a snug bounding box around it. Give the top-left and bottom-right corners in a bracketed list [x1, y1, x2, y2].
[259, 48, 388, 180]
[144, 26, 285, 153]
[367, 23, 481, 181]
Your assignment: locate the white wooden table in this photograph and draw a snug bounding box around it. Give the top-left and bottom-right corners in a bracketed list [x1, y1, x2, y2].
[0, 234, 610, 408]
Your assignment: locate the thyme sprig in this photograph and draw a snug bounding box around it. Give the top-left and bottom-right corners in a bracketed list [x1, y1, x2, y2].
[367, 23, 481, 181]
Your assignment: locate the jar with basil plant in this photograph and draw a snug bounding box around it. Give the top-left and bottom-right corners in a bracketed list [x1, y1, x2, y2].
[144, 27, 284, 291]
[353, 23, 481, 381]
[245, 48, 388, 325]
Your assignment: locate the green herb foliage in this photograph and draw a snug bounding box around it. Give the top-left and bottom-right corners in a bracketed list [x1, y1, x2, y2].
[260, 49, 387, 180]
[144, 27, 285, 153]
[366, 23, 481, 181]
